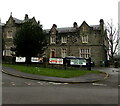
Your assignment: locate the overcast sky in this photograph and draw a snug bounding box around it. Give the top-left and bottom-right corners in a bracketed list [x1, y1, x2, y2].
[0, 0, 119, 29]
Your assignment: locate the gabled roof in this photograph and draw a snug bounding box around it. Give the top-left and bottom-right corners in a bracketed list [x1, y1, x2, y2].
[79, 21, 90, 28]
[80, 21, 100, 30]
[7, 14, 37, 25]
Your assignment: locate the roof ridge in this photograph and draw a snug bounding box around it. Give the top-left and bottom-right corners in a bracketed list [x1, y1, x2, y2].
[13, 17, 23, 21]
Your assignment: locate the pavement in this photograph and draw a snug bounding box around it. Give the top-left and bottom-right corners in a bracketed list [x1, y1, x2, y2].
[2, 66, 111, 83]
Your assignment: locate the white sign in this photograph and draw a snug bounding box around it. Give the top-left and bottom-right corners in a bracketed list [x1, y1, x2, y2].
[31, 57, 43, 63]
[31, 57, 39, 62]
[16, 57, 26, 62]
[49, 58, 63, 64]
[70, 59, 86, 65]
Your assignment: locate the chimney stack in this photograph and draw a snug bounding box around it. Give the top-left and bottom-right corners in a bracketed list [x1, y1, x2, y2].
[24, 14, 29, 21]
[73, 22, 78, 28]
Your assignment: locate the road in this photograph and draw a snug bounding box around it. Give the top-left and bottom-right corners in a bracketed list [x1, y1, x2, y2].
[2, 67, 119, 104]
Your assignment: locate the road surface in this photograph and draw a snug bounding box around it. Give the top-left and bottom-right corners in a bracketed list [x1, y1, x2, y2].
[2, 68, 119, 104]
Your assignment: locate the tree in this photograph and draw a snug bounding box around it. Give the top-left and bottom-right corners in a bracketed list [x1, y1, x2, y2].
[105, 20, 120, 65]
[13, 21, 47, 64]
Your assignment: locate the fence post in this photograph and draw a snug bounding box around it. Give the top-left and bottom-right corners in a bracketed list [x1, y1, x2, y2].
[87, 57, 91, 70]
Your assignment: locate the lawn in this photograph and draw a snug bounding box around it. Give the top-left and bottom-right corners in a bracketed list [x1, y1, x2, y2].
[3, 64, 100, 78]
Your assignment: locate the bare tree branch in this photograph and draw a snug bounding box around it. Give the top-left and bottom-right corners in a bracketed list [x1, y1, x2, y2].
[105, 20, 119, 64]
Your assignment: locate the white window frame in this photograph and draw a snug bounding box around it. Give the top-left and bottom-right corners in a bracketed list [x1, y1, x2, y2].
[7, 31, 13, 38]
[79, 48, 90, 59]
[82, 35, 88, 43]
[50, 37, 55, 44]
[61, 37, 67, 43]
[61, 48, 67, 58]
[5, 49, 12, 56]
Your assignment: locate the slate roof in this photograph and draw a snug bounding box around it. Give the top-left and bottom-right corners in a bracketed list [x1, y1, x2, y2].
[13, 17, 24, 24]
[44, 29, 50, 34]
[57, 27, 77, 33]
[44, 25, 100, 34]
[44, 27, 77, 34]
[90, 25, 100, 30]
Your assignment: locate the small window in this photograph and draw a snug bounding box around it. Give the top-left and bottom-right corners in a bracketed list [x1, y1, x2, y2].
[5, 49, 12, 56]
[50, 37, 55, 44]
[83, 27, 85, 31]
[61, 37, 67, 43]
[61, 48, 67, 57]
[51, 31, 55, 35]
[7, 31, 13, 38]
[82, 35, 88, 43]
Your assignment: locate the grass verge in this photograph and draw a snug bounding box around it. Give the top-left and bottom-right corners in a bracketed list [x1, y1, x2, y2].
[3, 64, 100, 78]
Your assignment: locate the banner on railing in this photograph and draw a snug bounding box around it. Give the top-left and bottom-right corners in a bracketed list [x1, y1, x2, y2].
[16, 57, 26, 62]
[70, 59, 86, 65]
[49, 58, 63, 64]
[31, 57, 43, 63]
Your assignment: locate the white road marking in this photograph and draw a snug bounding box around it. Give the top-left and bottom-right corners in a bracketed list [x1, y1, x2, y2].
[37, 82, 41, 84]
[92, 83, 107, 86]
[12, 83, 15, 86]
[63, 83, 69, 84]
[52, 83, 62, 85]
[37, 82, 44, 85]
[48, 82, 54, 84]
[24, 82, 31, 85]
[48, 82, 62, 85]
[27, 83, 31, 85]
[10, 82, 15, 86]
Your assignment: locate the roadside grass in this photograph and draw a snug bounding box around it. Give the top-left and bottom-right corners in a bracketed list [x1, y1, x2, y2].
[3, 64, 101, 78]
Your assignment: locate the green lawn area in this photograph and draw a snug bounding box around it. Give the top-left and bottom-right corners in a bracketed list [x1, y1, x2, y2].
[3, 64, 100, 78]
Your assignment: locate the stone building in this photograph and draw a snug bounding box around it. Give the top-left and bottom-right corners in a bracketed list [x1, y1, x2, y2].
[44, 20, 108, 66]
[2, 14, 38, 58]
[2, 14, 108, 66]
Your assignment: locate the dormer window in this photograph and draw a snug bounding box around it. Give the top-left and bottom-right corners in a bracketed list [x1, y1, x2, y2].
[7, 31, 13, 38]
[50, 37, 55, 44]
[61, 37, 67, 43]
[82, 35, 88, 43]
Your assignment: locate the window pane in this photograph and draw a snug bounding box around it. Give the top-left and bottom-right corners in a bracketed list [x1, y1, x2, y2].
[80, 48, 90, 59]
